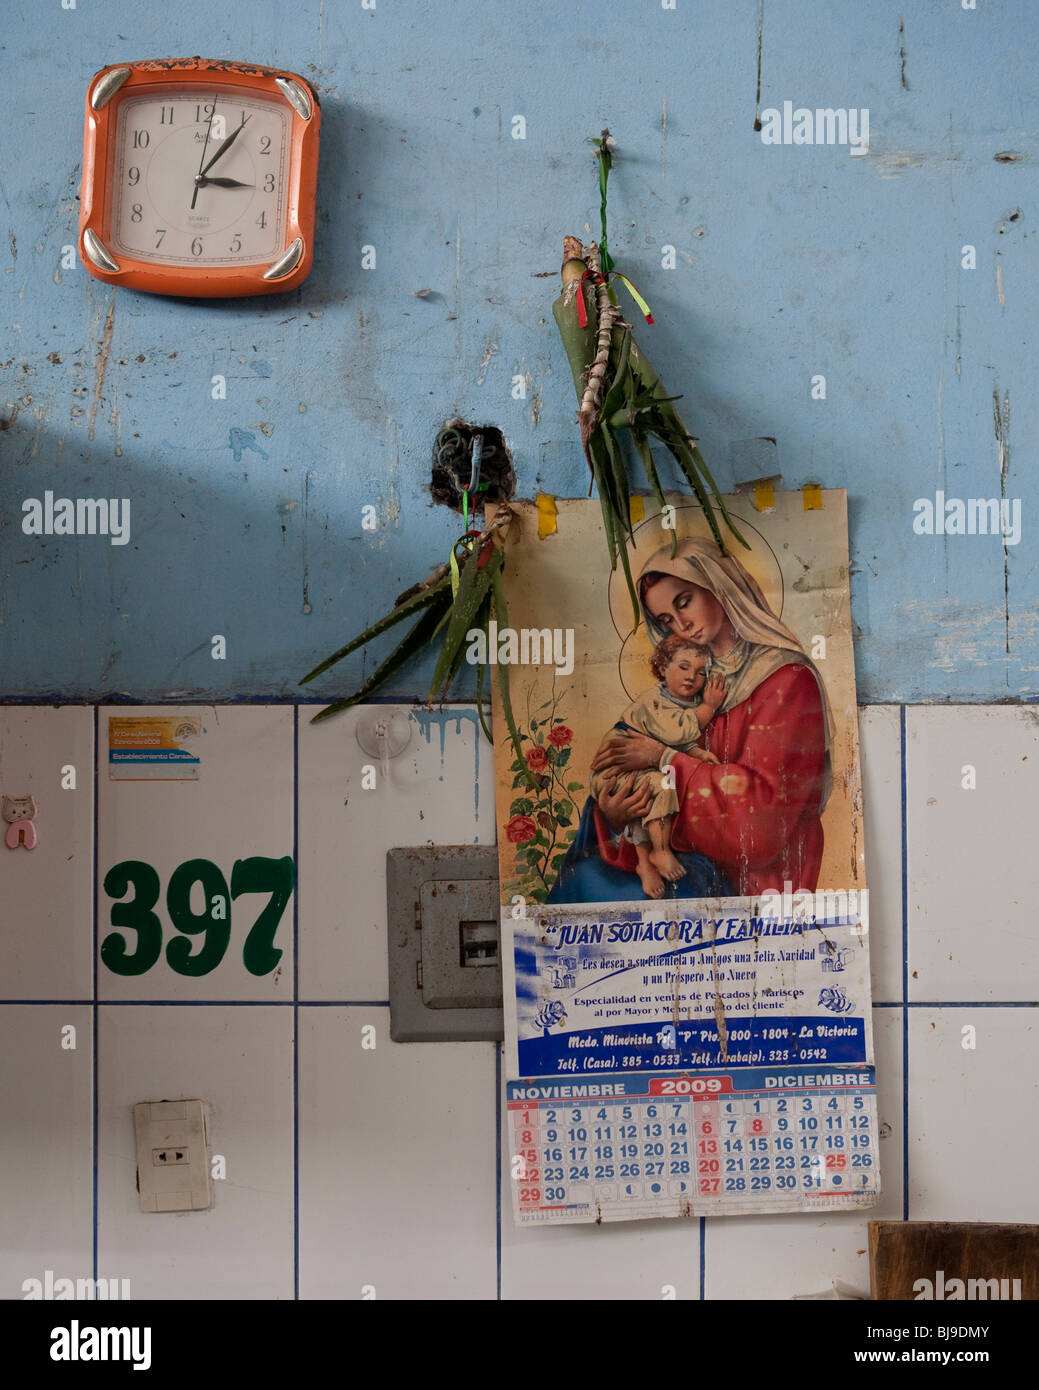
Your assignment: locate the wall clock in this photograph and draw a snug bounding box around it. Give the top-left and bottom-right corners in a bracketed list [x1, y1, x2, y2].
[79, 58, 320, 297]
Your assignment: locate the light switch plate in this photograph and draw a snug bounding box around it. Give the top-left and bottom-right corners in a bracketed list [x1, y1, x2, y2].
[133, 1099, 211, 1212]
[387, 846, 503, 1042]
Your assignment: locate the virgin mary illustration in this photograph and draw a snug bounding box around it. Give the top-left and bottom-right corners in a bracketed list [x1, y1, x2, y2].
[547, 536, 834, 904]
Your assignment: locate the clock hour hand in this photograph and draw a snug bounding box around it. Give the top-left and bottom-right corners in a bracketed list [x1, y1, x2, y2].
[198, 176, 254, 189]
[198, 114, 251, 179]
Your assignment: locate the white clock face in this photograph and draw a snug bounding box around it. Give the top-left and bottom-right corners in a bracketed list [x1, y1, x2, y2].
[110, 89, 289, 266]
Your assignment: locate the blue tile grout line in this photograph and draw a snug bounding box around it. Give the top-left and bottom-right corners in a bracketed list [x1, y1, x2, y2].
[7, 999, 395, 1006]
[92, 704, 99, 1295]
[6, 998, 1033, 1008]
[875, 1001, 1038, 1008]
[293, 708, 300, 1301]
[500, 1045, 509, 1301]
[1, 695, 966, 707]
[4, 695, 1036, 708]
[900, 705, 910, 1223]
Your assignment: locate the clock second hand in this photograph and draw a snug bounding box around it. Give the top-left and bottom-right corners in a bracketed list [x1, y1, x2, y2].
[190, 94, 220, 211]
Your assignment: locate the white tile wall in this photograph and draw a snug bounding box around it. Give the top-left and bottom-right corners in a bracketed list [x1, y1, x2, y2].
[97, 1004, 294, 1299]
[908, 1007, 1039, 1222]
[906, 706, 1039, 1002]
[858, 706, 903, 1004]
[0, 707, 94, 1000]
[298, 1006, 497, 1299]
[97, 707, 294, 1002]
[0, 1005, 93, 1299]
[297, 704, 495, 1000]
[1, 701, 1036, 1300]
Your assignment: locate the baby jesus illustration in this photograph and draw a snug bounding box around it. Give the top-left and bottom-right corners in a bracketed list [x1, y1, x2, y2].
[589, 635, 727, 899]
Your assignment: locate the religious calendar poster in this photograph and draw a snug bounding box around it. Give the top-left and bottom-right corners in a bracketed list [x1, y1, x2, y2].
[489, 493, 879, 1223]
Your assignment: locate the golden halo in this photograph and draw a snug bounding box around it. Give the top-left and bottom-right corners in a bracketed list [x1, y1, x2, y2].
[610, 505, 785, 701]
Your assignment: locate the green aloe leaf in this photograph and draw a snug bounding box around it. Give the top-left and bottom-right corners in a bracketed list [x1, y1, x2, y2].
[599, 325, 632, 425]
[309, 596, 451, 723]
[687, 438, 749, 548]
[299, 576, 450, 685]
[429, 544, 502, 701]
[588, 433, 618, 571]
[439, 590, 491, 705]
[601, 423, 631, 541]
[651, 421, 725, 551]
[489, 560, 538, 790]
[634, 430, 677, 559]
[474, 647, 493, 743]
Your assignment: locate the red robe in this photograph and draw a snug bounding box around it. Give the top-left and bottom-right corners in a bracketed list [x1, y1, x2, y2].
[594, 663, 826, 894]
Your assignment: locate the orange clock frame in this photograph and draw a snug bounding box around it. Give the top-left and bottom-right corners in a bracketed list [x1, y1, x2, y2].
[79, 58, 321, 298]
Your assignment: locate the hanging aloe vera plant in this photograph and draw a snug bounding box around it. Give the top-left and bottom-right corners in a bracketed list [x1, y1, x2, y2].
[298, 502, 538, 788]
[553, 130, 749, 622]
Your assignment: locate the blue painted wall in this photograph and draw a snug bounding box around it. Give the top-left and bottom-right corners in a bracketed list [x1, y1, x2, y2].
[2, 0, 1036, 703]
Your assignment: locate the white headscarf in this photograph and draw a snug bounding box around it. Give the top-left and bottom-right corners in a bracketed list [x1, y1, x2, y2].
[638, 538, 834, 807]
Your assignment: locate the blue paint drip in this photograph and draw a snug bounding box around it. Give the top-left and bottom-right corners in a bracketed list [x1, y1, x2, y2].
[410, 707, 483, 820]
[228, 427, 270, 462]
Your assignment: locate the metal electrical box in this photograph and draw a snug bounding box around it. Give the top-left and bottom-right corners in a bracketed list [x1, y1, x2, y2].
[386, 846, 503, 1042]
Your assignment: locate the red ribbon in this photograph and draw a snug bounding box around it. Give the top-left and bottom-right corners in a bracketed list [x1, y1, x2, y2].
[575, 268, 654, 328]
[576, 269, 604, 329]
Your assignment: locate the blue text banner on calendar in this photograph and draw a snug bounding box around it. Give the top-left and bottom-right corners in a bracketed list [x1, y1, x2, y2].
[514, 1015, 868, 1075]
[505, 897, 872, 1081]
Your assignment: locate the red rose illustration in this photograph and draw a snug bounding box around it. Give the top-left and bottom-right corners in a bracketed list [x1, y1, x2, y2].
[525, 746, 549, 771]
[505, 814, 538, 844]
[548, 725, 572, 748]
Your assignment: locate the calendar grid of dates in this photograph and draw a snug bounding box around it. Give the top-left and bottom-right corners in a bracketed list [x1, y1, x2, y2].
[508, 1069, 879, 1223]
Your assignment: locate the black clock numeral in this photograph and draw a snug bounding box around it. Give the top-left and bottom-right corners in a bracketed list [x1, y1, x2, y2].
[132, 129, 150, 149]
[130, 203, 143, 223]
[230, 233, 242, 254]
[263, 174, 275, 193]
[191, 237, 204, 257]
[154, 229, 166, 249]
[256, 210, 267, 229]
[159, 105, 174, 124]
[259, 135, 271, 155]
[195, 102, 215, 122]
[127, 166, 140, 186]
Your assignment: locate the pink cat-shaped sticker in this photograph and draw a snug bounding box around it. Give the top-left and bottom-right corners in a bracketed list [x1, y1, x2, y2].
[3, 794, 38, 849]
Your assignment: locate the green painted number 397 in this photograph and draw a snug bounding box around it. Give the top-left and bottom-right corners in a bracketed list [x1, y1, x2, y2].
[101, 855, 294, 977]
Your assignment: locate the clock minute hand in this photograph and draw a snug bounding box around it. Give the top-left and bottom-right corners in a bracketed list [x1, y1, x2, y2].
[190, 93, 220, 211]
[199, 115, 251, 178]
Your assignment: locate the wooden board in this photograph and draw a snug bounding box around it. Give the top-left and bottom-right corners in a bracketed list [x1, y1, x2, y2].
[869, 1222, 1039, 1300]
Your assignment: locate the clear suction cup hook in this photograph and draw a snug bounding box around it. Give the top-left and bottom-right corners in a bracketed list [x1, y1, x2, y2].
[353, 709, 413, 764]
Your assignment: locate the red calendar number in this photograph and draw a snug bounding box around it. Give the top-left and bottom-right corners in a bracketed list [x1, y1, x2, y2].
[698, 1119, 715, 1135]
[697, 1158, 720, 1173]
[698, 1178, 720, 1194]
[517, 1129, 535, 1146]
[825, 1154, 847, 1170]
[745, 1116, 771, 1135]
[519, 1187, 541, 1205]
[697, 1139, 718, 1154]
